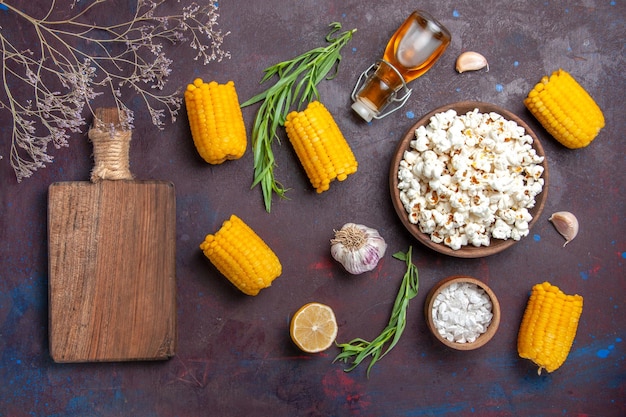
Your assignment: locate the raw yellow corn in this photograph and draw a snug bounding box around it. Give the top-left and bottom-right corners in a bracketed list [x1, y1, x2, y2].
[184, 78, 247, 164]
[285, 101, 358, 193]
[200, 214, 282, 296]
[524, 69, 604, 149]
[517, 281, 583, 374]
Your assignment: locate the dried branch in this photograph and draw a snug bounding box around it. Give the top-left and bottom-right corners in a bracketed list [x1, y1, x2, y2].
[0, 0, 230, 181]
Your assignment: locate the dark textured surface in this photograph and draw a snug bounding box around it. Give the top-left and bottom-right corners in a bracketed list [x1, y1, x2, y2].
[1, 1, 625, 416]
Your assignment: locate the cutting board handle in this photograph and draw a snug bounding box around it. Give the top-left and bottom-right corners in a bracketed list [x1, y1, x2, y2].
[89, 107, 133, 182]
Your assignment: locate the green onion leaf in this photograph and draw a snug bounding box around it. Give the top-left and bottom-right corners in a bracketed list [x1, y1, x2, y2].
[334, 246, 420, 377]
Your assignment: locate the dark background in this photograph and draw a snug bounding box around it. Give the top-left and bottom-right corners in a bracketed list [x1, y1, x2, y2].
[1, 0, 624, 416]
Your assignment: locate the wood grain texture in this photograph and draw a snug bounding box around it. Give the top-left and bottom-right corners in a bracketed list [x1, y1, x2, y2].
[48, 180, 176, 362]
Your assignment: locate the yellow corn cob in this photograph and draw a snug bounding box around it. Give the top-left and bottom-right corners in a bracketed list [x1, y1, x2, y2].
[524, 69, 604, 149]
[184, 78, 247, 164]
[200, 214, 282, 296]
[517, 281, 583, 374]
[285, 101, 358, 193]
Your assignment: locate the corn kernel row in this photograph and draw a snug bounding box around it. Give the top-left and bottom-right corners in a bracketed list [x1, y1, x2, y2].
[185, 78, 247, 164]
[200, 214, 282, 296]
[285, 101, 358, 193]
[524, 69, 604, 149]
[517, 281, 583, 373]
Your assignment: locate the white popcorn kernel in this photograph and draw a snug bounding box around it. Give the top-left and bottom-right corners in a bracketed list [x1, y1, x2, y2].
[405, 187, 419, 201]
[471, 233, 490, 247]
[451, 154, 469, 173]
[444, 232, 467, 250]
[491, 218, 512, 240]
[430, 231, 444, 243]
[419, 211, 436, 233]
[505, 151, 523, 167]
[432, 130, 452, 154]
[412, 128, 430, 152]
[511, 226, 529, 241]
[525, 164, 544, 180]
[529, 181, 544, 197]
[493, 193, 513, 210]
[411, 159, 425, 178]
[402, 150, 418, 165]
[398, 166, 413, 182]
[409, 196, 425, 213]
[449, 133, 466, 150]
[488, 175, 515, 193]
[469, 203, 491, 220]
[481, 136, 497, 151]
[450, 192, 470, 213]
[424, 189, 438, 206]
[516, 208, 532, 223]
[399, 191, 410, 209]
[499, 209, 517, 224]
[430, 208, 447, 226]
[398, 180, 410, 191]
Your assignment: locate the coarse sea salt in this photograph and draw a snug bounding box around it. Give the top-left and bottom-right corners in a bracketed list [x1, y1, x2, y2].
[432, 282, 493, 343]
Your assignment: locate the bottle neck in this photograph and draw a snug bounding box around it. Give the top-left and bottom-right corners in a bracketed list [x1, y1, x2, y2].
[351, 60, 412, 122]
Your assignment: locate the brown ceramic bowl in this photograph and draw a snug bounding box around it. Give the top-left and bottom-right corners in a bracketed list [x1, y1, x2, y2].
[425, 275, 501, 350]
[389, 101, 549, 258]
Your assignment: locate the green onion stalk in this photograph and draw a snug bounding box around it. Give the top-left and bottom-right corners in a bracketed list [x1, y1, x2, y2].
[334, 247, 420, 377]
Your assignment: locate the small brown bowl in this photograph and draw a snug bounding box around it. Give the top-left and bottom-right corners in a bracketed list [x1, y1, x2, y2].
[389, 101, 549, 258]
[425, 275, 501, 350]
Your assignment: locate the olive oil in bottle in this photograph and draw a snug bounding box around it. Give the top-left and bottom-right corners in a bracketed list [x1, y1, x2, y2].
[351, 10, 451, 122]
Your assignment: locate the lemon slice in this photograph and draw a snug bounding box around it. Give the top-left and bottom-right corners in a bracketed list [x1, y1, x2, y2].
[290, 302, 338, 353]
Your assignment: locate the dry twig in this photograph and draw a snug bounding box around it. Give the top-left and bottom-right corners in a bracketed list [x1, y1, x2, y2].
[0, 0, 229, 181]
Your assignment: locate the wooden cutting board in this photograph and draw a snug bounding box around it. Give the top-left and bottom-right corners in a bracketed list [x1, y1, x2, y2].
[48, 108, 177, 363]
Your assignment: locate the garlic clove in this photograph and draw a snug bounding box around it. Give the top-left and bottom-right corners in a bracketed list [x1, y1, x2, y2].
[455, 51, 489, 73]
[549, 211, 579, 247]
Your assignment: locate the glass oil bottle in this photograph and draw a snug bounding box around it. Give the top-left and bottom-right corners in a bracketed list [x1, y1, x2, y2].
[351, 10, 451, 122]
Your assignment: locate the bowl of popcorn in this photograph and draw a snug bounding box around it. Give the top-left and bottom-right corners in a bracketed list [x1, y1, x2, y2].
[425, 275, 501, 350]
[390, 101, 548, 258]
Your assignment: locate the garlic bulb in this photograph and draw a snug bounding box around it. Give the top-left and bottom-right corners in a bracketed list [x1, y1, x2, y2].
[549, 211, 579, 247]
[455, 51, 489, 73]
[330, 223, 387, 274]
